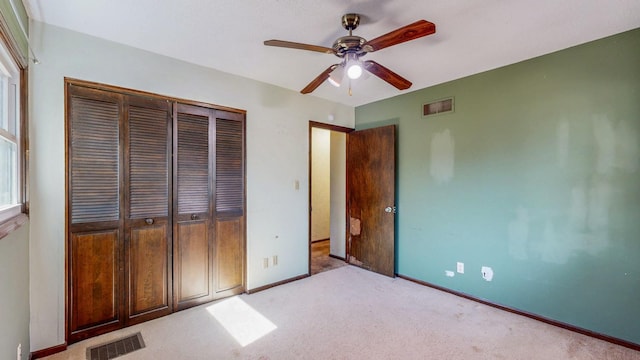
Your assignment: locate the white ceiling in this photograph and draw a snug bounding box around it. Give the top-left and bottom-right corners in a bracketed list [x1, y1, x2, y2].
[23, 0, 640, 107]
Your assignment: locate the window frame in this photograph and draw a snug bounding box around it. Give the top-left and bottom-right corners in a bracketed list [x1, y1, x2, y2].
[0, 18, 27, 240]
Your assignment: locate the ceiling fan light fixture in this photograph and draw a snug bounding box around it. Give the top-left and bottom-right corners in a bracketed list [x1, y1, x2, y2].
[328, 64, 344, 87]
[345, 53, 362, 80]
[347, 63, 362, 79]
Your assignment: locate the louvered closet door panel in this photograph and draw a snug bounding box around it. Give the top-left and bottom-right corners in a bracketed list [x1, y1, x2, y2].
[214, 111, 245, 298]
[177, 110, 210, 215]
[215, 115, 244, 216]
[174, 104, 213, 310]
[67, 85, 124, 343]
[128, 102, 170, 218]
[70, 93, 121, 224]
[125, 97, 173, 323]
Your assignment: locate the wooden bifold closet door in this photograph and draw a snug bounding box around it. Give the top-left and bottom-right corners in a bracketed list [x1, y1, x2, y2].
[66, 81, 245, 343]
[67, 85, 173, 342]
[212, 114, 245, 297]
[68, 86, 125, 342]
[173, 104, 245, 310]
[124, 96, 173, 325]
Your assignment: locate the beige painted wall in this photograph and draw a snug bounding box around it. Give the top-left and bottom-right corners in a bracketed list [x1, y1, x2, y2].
[311, 128, 331, 241]
[329, 131, 346, 257]
[28, 21, 354, 351]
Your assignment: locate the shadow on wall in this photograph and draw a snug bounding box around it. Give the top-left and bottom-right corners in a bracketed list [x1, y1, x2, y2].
[259, 82, 293, 108]
[354, 117, 399, 131]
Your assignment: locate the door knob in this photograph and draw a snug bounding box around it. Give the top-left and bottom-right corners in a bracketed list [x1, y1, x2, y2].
[145, 218, 154, 225]
[384, 206, 397, 214]
[191, 214, 198, 220]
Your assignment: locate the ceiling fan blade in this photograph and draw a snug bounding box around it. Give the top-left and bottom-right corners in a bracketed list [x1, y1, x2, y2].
[363, 20, 436, 52]
[363, 60, 412, 90]
[301, 64, 339, 94]
[264, 40, 335, 54]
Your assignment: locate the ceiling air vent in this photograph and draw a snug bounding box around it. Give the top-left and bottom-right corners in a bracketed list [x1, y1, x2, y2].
[423, 97, 454, 117]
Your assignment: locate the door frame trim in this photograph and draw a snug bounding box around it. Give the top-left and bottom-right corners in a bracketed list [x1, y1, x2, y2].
[308, 121, 353, 275]
[65, 78, 247, 344]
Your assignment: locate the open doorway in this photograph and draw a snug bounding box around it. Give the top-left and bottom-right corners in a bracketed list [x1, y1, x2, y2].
[309, 121, 352, 275]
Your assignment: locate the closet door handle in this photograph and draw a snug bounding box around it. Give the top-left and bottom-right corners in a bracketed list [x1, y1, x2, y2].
[191, 214, 198, 220]
[145, 218, 154, 225]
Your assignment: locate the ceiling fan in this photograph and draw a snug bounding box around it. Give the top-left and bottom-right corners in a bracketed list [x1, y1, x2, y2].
[264, 14, 436, 94]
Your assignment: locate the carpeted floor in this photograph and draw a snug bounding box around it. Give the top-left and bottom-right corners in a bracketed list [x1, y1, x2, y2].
[44, 266, 640, 359]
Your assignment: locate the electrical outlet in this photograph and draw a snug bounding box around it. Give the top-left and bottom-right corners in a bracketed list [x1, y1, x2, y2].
[263, 258, 269, 269]
[272, 255, 278, 266]
[456, 262, 464, 274]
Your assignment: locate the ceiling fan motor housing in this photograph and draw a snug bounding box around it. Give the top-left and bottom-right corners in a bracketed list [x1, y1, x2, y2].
[333, 36, 369, 58]
[334, 14, 373, 57]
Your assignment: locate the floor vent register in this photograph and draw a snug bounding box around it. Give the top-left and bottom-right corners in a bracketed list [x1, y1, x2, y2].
[86, 332, 145, 360]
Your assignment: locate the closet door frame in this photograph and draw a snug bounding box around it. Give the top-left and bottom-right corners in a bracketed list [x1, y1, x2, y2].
[64, 78, 247, 344]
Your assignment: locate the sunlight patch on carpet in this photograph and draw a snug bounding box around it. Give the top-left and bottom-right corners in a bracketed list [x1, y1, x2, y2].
[207, 297, 277, 347]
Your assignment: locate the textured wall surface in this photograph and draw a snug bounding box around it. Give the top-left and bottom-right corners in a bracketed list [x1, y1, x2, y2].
[28, 21, 354, 351]
[0, 223, 29, 360]
[356, 28, 640, 344]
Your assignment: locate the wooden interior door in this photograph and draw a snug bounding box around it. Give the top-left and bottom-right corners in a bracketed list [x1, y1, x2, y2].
[173, 104, 214, 310]
[124, 96, 173, 324]
[347, 125, 396, 277]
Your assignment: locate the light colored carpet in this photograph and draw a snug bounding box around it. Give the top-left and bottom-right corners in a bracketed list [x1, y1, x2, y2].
[45, 266, 640, 359]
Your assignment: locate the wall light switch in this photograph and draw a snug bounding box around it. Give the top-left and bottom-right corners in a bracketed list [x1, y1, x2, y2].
[457, 262, 464, 274]
[294, 180, 300, 190]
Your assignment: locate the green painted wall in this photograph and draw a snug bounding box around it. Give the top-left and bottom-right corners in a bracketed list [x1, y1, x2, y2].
[355, 28, 640, 344]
